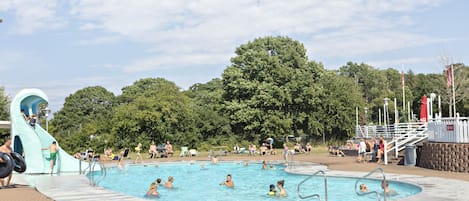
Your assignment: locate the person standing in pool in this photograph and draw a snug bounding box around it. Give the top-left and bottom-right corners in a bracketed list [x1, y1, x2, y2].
[146, 182, 159, 197]
[277, 180, 287, 197]
[220, 174, 234, 188]
[0, 139, 13, 187]
[42, 141, 58, 175]
[165, 176, 174, 188]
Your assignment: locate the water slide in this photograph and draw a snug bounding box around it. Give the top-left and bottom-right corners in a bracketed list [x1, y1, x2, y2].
[10, 88, 93, 174]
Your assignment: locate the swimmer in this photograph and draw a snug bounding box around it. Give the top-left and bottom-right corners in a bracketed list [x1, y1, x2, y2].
[145, 182, 159, 197]
[360, 183, 369, 192]
[220, 174, 234, 188]
[262, 160, 267, 170]
[381, 180, 397, 196]
[156, 178, 162, 186]
[277, 180, 287, 197]
[267, 184, 277, 196]
[269, 163, 274, 170]
[165, 176, 174, 189]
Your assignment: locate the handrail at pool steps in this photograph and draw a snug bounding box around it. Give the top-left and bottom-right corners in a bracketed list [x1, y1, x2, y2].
[354, 168, 387, 201]
[297, 170, 328, 201]
[94, 163, 107, 186]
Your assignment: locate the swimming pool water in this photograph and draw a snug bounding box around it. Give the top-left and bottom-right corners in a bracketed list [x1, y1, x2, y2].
[90, 162, 421, 201]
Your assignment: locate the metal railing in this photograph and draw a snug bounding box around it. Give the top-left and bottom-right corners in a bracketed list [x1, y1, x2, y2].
[386, 123, 427, 159]
[94, 163, 107, 186]
[354, 168, 387, 201]
[297, 170, 328, 201]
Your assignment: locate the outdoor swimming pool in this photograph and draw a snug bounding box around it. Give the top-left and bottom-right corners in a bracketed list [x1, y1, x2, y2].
[90, 162, 421, 201]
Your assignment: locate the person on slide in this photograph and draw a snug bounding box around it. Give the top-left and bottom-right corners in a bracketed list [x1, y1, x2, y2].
[0, 139, 13, 187]
[42, 141, 58, 175]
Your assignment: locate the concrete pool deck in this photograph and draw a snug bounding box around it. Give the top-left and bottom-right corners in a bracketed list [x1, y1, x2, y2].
[3, 153, 469, 200]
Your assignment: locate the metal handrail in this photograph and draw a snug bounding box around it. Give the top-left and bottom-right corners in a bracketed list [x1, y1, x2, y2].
[297, 170, 328, 201]
[94, 163, 107, 186]
[354, 168, 387, 201]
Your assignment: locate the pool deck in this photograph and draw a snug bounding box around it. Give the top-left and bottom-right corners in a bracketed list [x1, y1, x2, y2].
[5, 154, 469, 201]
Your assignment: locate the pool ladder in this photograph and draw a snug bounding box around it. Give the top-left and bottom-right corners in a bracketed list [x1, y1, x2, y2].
[297, 170, 328, 201]
[83, 160, 107, 186]
[354, 168, 387, 201]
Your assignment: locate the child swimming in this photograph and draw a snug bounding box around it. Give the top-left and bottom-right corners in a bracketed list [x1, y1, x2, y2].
[267, 184, 277, 196]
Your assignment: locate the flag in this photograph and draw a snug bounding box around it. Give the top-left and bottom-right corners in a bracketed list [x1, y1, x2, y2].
[401, 70, 405, 86]
[446, 65, 453, 87]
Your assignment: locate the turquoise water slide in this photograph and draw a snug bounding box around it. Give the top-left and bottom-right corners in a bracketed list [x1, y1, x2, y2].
[10, 89, 92, 174]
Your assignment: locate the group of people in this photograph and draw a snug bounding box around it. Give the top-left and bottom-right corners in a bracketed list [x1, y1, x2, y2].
[357, 137, 387, 163]
[136, 141, 174, 163]
[145, 176, 175, 197]
[359, 180, 396, 196]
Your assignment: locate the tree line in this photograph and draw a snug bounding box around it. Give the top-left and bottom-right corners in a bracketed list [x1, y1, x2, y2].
[0, 36, 468, 153]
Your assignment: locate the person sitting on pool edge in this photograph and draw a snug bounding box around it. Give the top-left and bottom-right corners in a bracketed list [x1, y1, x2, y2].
[145, 182, 159, 197]
[267, 184, 277, 196]
[277, 180, 287, 197]
[165, 176, 174, 188]
[220, 174, 234, 188]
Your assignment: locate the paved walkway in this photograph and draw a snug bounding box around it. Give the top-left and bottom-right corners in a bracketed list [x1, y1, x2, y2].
[12, 173, 145, 201]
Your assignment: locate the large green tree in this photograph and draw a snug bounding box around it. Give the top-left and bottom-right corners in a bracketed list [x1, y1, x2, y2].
[50, 86, 115, 153]
[222, 36, 323, 142]
[111, 78, 199, 149]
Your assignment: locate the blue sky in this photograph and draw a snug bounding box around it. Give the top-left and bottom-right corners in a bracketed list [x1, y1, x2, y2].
[1, 0, 468, 112]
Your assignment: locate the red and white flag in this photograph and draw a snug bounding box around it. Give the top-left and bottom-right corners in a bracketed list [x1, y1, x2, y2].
[446, 65, 453, 87]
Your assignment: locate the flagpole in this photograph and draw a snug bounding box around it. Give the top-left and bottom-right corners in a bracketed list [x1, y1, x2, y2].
[401, 67, 405, 121]
[451, 64, 456, 116]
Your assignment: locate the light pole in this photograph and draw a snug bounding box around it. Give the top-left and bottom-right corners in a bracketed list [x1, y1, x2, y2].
[430, 93, 436, 120]
[364, 107, 368, 125]
[384, 98, 390, 136]
[43, 107, 51, 132]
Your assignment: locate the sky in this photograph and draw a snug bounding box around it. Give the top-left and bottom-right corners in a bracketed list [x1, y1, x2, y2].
[1, 0, 468, 112]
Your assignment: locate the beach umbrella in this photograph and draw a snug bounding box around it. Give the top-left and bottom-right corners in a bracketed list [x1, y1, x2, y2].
[419, 95, 428, 122]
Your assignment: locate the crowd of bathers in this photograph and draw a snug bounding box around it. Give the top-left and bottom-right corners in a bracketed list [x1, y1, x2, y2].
[145, 162, 289, 198]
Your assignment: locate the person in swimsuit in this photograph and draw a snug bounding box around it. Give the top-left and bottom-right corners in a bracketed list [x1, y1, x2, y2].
[165, 176, 174, 188]
[42, 141, 58, 175]
[220, 174, 234, 188]
[267, 184, 277, 196]
[277, 179, 287, 197]
[146, 182, 159, 197]
[134, 143, 142, 163]
[0, 139, 13, 187]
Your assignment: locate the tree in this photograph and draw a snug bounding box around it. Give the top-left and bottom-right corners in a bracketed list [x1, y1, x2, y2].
[317, 71, 365, 140]
[50, 86, 115, 153]
[0, 87, 10, 141]
[111, 78, 199, 149]
[222, 36, 323, 141]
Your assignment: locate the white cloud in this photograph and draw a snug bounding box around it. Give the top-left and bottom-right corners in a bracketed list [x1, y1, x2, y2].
[68, 0, 444, 72]
[1, 0, 66, 34]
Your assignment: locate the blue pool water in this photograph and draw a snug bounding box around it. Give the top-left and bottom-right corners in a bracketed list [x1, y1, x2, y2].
[90, 162, 421, 201]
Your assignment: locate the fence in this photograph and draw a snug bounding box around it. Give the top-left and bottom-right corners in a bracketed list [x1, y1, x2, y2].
[355, 122, 423, 139]
[427, 117, 469, 143]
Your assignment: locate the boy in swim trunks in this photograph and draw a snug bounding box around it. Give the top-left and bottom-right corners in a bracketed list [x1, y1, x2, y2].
[42, 141, 58, 174]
